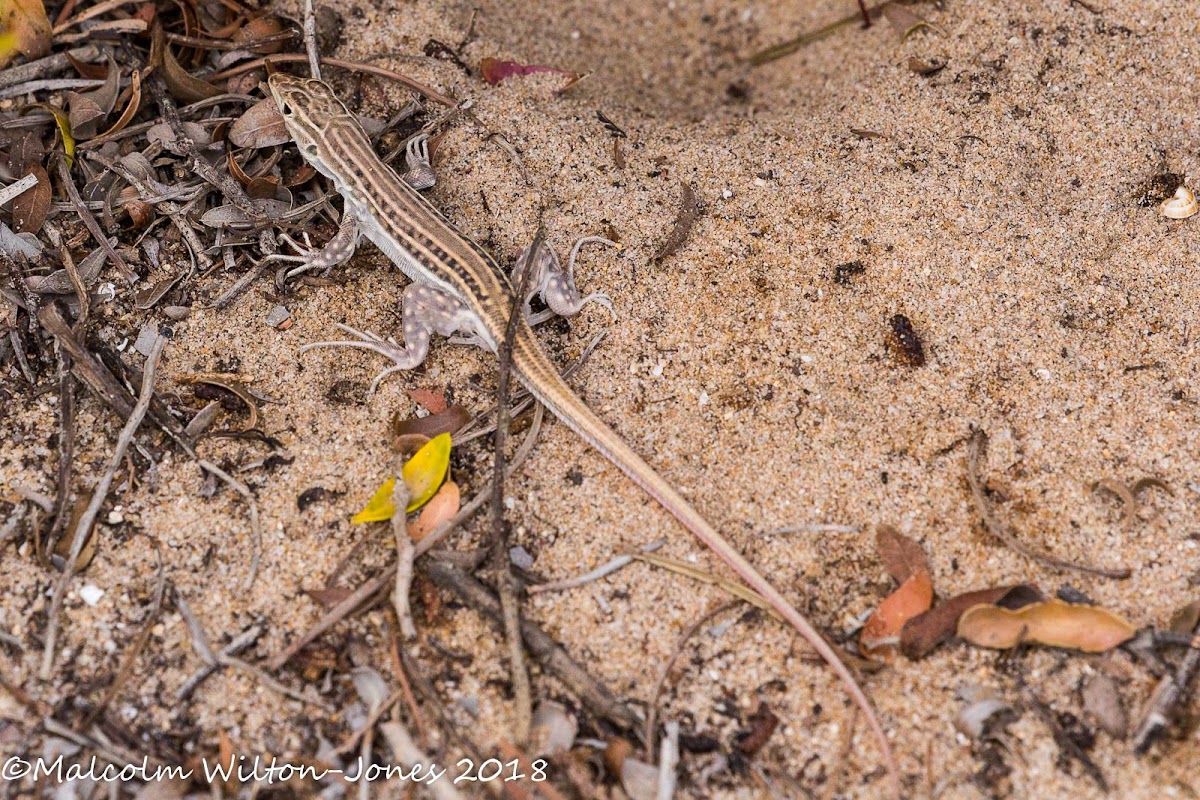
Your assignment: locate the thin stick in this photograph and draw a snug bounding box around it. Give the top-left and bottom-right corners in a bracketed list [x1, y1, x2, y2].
[967, 430, 1129, 578]
[40, 333, 165, 679]
[391, 479, 416, 640]
[215, 55, 457, 106]
[302, 0, 321, 80]
[529, 538, 666, 594]
[267, 402, 545, 670]
[656, 721, 680, 800]
[1133, 621, 1200, 753]
[488, 226, 544, 744]
[646, 601, 738, 757]
[55, 156, 135, 282]
[423, 561, 639, 729]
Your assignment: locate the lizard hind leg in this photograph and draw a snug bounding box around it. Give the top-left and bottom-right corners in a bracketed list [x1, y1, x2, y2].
[400, 134, 437, 191]
[300, 282, 478, 394]
[514, 235, 619, 325]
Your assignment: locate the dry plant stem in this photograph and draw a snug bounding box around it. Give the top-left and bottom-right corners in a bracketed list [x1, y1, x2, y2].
[43, 350, 76, 561]
[424, 560, 639, 729]
[0, 46, 99, 90]
[391, 480, 417, 640]
[530, 537, 665, 594]
[56, 157, 135, 282]
[488, 228, 544, 745]
[656, 721, 680, 800]
[176, 625, 262, 701]
[175, 591, 330, 711]
[1133, 621, 1200, 753]
[747, 1, 883, 65]
[88, 152, 212, 271]
[967, 430, 1130, 578]
[303, 0, 321, 80]
[39, 334, 165, 680]
[219, 55, 457, 105]
[646, 601, 738, 757]
[386, 626, 429, 746]
[267, 402, 547, 669]
[380, 720, 466, 800]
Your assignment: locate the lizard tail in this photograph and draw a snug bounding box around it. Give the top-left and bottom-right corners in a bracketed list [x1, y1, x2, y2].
[511, 329, 900, 798]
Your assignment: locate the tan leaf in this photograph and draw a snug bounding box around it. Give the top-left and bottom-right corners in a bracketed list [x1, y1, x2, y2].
[0, 0, 52, 69]
[861, 569, 934, 662]
[228, 98, 289, 149]
[957, 599, 1135, 653]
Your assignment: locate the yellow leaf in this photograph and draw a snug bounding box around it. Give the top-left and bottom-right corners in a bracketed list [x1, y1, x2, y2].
[0, 0, 51, 69]
[401, 432, 451, 512]
[350, 433, 452, 523]
[22, 103, 75, 168]
[350, 476, 396, 524]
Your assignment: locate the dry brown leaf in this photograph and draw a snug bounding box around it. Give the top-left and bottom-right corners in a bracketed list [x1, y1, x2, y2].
[1167, 600, 1200, 635]
[160, 32, 220, 103]
[875, 524, 928, 583]
[900, 584, 1042, 660]
[0, 0, 52, 69]
[957, 599, 1135, 653]
[228, 98, 290, 149]
[735, 701, 779, 757]
[408, 481, 460, 542]
[408, 387, 448, 414]
[232, 15, 286, 54]
[390, 404, 470, 447]
[861, 569, 934, 661]
[11, 164, 49, 234]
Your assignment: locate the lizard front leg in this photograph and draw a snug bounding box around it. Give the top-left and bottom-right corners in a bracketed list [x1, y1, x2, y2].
[513, 236, 617, 325]
[301, 282, 479, 393]
[273, 136, 436, 284]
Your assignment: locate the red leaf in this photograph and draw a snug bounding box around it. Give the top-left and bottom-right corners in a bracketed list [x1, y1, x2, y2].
[480, 57, 579, 89]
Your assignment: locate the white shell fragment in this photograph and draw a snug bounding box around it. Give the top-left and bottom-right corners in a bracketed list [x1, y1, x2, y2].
[1159, 186, 1198, 219]
[79, 585, 105, 606]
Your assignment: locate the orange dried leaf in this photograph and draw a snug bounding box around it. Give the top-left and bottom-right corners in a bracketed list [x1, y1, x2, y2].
[861, 569, 933, 661]
[408, 481, 460, 541]
[957, 599, 1135, 653]
[0, 0, 51, 69]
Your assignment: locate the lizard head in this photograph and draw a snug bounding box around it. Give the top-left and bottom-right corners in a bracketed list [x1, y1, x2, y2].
[267, 73, 353, 157]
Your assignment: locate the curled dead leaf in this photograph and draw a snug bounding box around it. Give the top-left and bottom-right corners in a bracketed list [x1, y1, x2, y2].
[408, 481, 460, 541]
[391, 404, 470, 448]
[900, 584, 1042, 660]
[957, 599, 1135, 653]
[861, 569, 934, 661]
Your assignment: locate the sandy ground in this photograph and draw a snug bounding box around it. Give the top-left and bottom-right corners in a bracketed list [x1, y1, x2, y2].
[3, 0, 1200, 797]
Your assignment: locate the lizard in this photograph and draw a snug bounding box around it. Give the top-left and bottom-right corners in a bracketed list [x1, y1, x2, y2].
[266, 72, 899, 793]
